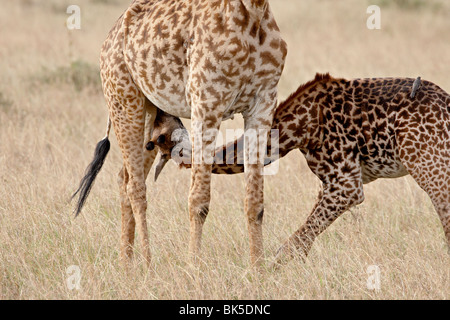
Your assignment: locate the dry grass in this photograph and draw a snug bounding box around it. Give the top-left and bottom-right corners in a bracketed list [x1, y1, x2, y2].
[0, 0, 449, 300]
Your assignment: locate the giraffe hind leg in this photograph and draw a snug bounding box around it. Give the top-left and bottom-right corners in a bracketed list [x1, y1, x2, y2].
[118, 166, 135, 263]
[436, 204, 450, 249]
[408, 166, 450, 248]
[397, 133, 450, 250]
[117, 104, 159, 266]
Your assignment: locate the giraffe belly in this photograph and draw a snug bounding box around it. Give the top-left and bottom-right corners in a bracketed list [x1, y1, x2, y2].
[142, 84, 192, 119]
[360, 157, 409, 183]
[141, 84, 251, 120]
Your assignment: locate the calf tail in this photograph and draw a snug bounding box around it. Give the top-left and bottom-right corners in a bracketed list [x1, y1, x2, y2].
[72, 117, 111, 216]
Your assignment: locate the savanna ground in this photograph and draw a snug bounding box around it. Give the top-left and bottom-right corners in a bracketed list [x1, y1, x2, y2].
[0, 0, 449, 300]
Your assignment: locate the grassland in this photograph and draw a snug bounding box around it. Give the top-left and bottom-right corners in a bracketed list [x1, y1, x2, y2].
[0, 0, 449, 299]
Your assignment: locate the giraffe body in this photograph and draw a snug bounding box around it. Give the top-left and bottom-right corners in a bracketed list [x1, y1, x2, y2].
[152, 73, 450, 265]
[120, 0, 284, 120]
[74, 0, 287, 267]
[273, 74, 449, 264]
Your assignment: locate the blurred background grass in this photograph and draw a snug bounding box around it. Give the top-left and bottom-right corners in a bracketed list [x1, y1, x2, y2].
[0, 0, 449, 299]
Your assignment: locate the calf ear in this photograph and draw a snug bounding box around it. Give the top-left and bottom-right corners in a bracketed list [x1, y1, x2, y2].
[154, 153, 169, 182]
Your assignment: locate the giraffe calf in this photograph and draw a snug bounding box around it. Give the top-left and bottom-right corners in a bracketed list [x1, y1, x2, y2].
[151, 73, 450, 266]
[146, 108, 191, 181]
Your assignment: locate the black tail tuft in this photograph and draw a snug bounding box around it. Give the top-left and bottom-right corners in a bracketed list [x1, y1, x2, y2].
[72, 137, 110, 216]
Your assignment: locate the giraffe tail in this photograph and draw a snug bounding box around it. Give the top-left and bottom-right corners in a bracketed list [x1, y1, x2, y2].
[72, 117, 112, 216]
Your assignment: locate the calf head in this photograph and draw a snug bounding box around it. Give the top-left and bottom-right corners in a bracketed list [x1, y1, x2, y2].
[146, 109, 191, 181]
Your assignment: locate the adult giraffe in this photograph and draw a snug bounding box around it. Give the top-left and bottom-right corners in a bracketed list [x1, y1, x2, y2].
[73, 0, 287, 267]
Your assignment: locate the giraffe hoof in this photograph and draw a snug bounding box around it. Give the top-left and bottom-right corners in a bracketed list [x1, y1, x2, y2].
[269, 246, 290, 270]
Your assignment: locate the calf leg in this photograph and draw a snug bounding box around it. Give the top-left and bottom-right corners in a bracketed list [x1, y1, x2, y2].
[273, 172, 365, 267]
[434, 203, 450, 248]
[406, 163, 450, 247]
[398, 132, 450, 248]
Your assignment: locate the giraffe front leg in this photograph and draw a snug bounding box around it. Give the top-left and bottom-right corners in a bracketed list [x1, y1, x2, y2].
[188, 114, 222, 260]
[245, 161, 265, 267]
[272, 173, 365, 268]
[243, 109, 275, 268]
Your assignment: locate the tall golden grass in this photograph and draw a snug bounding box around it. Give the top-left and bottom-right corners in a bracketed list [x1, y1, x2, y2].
[0, 0, 448, 299]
